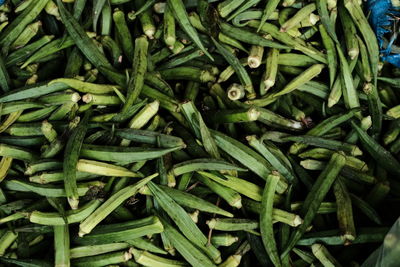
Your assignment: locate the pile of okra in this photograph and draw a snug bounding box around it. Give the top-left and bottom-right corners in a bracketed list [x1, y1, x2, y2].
[0, 0, 400, 266]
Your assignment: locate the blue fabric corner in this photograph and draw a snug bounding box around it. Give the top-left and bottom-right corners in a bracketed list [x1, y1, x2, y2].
[367, 0, 400, 67]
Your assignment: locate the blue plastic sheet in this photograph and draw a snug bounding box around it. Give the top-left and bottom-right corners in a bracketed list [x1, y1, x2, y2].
[367, 0, 400, 67]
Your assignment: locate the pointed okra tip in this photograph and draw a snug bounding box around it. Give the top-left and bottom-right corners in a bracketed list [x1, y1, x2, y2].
[68, 197, 79, 210]
[138, 185, 151, 195]
[189, 210, 200, 223]
[78, 228, 87, 238]
[229, 193, 243, 209]
[293, 215, 303, 227]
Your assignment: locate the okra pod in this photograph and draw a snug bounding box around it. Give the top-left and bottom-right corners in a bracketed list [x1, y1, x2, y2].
[260, 172, 281, 267]
[282, 152, 346, 257]
[79, 173, 158, 236]
[64, 110, 91, 210]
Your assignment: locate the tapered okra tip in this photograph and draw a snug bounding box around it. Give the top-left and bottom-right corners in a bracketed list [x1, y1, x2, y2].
[144, 29, 155, 40]
[352, 147, 363, 156]
[164, 36, 176, 49]
[189, 210, 199, 223]
[309, 14, 320, 25]
[293, 215, 303, 227]
[231, 197, 242, 209]
[264, 79, 275, 91]
[328, 96, 338, 108]
[78, 229, 87, 237]
[167, 178, 176, 188]
[68, 197, 79, 210]
[348, 48, 359, 60]
[180, 142, 187, 149]
[138, 185, 151, 195]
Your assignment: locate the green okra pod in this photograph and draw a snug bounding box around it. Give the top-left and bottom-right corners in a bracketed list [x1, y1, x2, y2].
[54, 224, 70, 267]
[113, 9, 134, 61]
[64, 110, 91, 210]
[141, 184, 233, 217]
[148, 182, 221, 263]
[247, 135, 296, 183]
[282, 152, 346, 257]
[312, 243, 343, 267]
[198, 171, 262, 201]
[171, 158, 246, 176]
[207, 218, 258, 231]
[80, 144, 181, 163]
[161, 217, 217, 266]
[164, 3, 176, 48]
[0, 55, 10, 92]
[351, 121, 400, 176]
[122, 36, 149, 113]
[280, 3, 316, 32]
[218, 0, 245, 18]
[79, 173, 158, 236]
[319, 24, 337, 87]
[130, 247, 186, 267]
[272, 64, 325, 97]
[168, 0, 212, 59]
[195, 172, 242, 208]
[211, 234, 238, 247]
[333, 178, 356, 244]
[70, 243, 130, 259]
[3, 179, 104, 198]
[159, 66, 215, 83]
[0, 0, 49, 51]
[71, 251, 132, 267]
